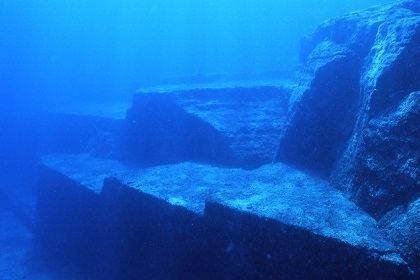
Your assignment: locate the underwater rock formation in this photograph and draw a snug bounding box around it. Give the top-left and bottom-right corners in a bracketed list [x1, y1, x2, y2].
[120, 92, 235, 167]
[273, 0, 420, 272]
[36, 154, 411, 279]
[33, 0, 420, 278]
[276, 0, 420, 219]
[379, 197, 420, 275]
[121, 82, 290, 169]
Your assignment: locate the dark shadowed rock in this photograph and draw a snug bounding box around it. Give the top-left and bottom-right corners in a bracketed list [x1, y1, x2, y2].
[121, 92, 235, 167]
[36, 166, 100, 270]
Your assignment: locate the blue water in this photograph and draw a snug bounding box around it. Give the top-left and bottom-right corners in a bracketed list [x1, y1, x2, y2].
[1, 0, 392, 110]
[0, 1, 397, 279]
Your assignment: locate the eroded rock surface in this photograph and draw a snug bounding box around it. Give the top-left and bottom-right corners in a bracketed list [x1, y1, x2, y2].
[123, 82, 290, 169]
[37, 154, 411, 279]
[275, 0, 420, 219]
[33, 0, 420, 277]
[379, 197, 420, 275]
[271, 1, 420, 272]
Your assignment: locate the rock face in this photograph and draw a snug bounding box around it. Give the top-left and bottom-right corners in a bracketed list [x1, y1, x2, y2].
[120, 82, 290, 169]
[275, 0, 420, 220]
[272, 1, 420, 272]
[32, 0, 420, 278]
[36, 154, 411, 279]
[379, 197, 420, 275]
[120, 92, 235, 167]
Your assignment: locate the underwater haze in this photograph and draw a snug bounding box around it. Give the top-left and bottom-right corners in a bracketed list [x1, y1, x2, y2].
[2, 0, 418, 279]
[1, 0, 393, 110]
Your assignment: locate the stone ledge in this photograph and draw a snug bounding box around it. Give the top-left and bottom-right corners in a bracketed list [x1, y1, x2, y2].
[36, 153, 412, 278]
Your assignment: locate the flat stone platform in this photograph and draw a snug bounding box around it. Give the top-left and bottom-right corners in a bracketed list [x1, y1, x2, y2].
[36, 153, 411, 279]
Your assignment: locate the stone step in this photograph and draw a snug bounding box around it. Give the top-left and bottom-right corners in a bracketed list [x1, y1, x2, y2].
[38, 81, 291, 169]
[36, 153, 411, 279]
[132, 81, 291, 168]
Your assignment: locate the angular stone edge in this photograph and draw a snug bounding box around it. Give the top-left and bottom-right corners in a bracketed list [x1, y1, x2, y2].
[36, 164, 414, 279]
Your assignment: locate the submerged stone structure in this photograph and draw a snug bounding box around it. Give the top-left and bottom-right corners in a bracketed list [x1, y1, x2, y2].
[121, 82, 291, 169]
[37, 154, 409, 279]
[276, 1, 420, 219]
[34, 0, 419, 278]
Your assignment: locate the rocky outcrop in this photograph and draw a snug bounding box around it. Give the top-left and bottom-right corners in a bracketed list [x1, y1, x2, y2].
[33, 0, 420, 277]
[120, 91, 235, 167]
[36, 154, 411, 279]
[121, 82, 290, 169]
[379, 197, 420, 275]
[347, 91, 420, 218]
[335, 6, 420, 218]
[273, 0, 419, 272]
[276, 0, 420, 219]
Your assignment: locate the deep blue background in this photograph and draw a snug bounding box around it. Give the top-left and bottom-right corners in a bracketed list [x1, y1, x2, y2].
[1, 0, 393, 111]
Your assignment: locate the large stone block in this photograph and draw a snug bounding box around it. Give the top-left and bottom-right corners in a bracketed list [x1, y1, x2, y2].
[121, 82, 290, 169]
[379, 197, 420, 275]
[275, 0, 420, 219]
[36, 154, 412, 278]
[203, 200, 407, 279]
[33, 1, 420, 277]
[97, 178, 204, 279]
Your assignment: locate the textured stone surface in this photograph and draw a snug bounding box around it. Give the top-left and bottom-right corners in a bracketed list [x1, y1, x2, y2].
[335, 7, 420, 218]
[123, 81, 290, 168]
[36, 113, 123, 159]
[271, 2, 420, 272]
[349, 91, 420, 217]
[37, 82, 290, 169]
[36, 154, 411, 278]
[33, 1, 420, 277]
[39, 103, 130, 159]
[379, 197, 420, 275]
[275, 0, 420, 219]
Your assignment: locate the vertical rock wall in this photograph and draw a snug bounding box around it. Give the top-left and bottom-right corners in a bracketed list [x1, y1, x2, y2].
[276, 0, 420, 219]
